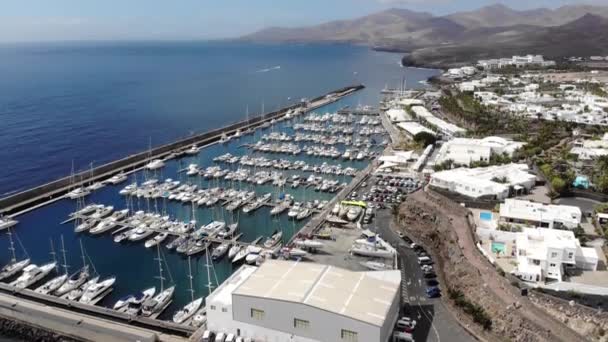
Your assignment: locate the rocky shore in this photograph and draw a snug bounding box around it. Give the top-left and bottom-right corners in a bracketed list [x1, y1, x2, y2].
[0, 317, 78, 342]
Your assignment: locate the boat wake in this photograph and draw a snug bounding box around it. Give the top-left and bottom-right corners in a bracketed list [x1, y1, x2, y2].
[256, 65, 281, 73]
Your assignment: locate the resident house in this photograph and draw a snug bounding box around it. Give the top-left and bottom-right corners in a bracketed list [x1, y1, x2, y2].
[514, 228, 598, 282]
[499, 199, 581, 230]
[434, 137, 525, 166]
[206, 260, 401, 342]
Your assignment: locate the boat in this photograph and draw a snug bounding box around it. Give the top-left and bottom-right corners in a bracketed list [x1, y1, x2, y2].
[293, 239, 324, 249]
[211, 242, 230, 261]
[0, 258, 30, 281]
[346, 206, 362, 222]
[360, 261, 393, 271]
[287, 202, 302, 219]
[173, 257, 203, 324]
[79, 276, 116, 304]
[55, 266, 89, 296]
[72, 204, 102, 217]
[263, 231, 282, 248]
[0, 216, 18, 231]
[331, 204, 341, 215]
[89, 214, 124, 235]
[67, 187, 90, 200]
[145, 232, 169, 248]
[232, 246, 253, 264]
[35, 273, 67, 295]
[245, 247, 262, 265]
[114, 287, 156, 311]
[10, 262, 56, 289]
[217, 223, 238, 239]
[166, 236, 187, 250]
[90, 206, 114, 220]
[146, 159, 165, 170]
[296, 208, 312, 221]
[191, 308, 207, 327]
[74, 219, 97, 233]
[141, 286, 175, 317]
[282, 247, 308, 259]
[64, 276, 99, 301]
[228, 245, 242, 260]
[186, 164, 199, 176]
[87, 182, 105, 191]
[242, 193, 271, 214]
[351, 244, 394, 259]
[107, 173, 128, 185]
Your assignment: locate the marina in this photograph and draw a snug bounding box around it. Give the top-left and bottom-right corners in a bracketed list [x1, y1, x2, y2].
[0, 84, 394, 339]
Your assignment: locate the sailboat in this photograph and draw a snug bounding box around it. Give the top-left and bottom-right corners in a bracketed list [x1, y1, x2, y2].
[0, 228, 30, 281]
[141, 245, 175, 318]
[0, 215, 18, 231]
[173, 257, 203, 324]
[55, 239, 90, 296]
[35, 239, 68, 295]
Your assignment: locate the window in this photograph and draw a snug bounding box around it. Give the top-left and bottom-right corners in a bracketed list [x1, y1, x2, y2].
[222, 307, 228, 313]
[294, 318, 310, 330]
[341, 329, 358, 342]
[568, 252, 574, 259]
[551, 252, 558, 258]
[210, 305, 216, 310]
[251, 308, 264, 320]
[550, 263, 556, 267]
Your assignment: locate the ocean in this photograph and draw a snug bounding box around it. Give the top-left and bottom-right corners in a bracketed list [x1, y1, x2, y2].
[0, 41, 439, 321]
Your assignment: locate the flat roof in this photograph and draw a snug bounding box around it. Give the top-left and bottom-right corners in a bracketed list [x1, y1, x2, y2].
[233, 260, 400, 327]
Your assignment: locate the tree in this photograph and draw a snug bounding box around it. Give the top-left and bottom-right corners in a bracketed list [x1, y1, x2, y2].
[551, 177, 567, 193]
[413, 131, 437, 147]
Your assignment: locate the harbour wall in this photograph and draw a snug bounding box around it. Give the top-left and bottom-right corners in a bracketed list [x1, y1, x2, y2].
[1, 85, 364, 216]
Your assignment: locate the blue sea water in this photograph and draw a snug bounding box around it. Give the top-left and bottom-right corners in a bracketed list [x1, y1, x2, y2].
[0, 41, 440, 320]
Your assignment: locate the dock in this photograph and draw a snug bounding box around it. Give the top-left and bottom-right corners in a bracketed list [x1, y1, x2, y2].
[1, 84, 364, 217]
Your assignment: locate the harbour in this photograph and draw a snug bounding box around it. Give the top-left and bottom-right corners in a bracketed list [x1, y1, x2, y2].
[0, 83, 398, 340]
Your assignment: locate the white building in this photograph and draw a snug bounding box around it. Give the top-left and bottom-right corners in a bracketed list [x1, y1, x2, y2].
[206, 260, 401, 342]
[385, 108, 410, 123]
[434, 137, 525, 166]
[429, 163, 536, 200]
[499, 199, 582, 230]
[571, 133, 608, 160]
[515, 227, 598, 282]
[397, 122, 435, 137]
[411, 105, 466, 137]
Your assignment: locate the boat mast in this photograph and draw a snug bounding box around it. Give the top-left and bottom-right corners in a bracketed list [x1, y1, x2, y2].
[187, 256, 194, 302]
[7, 228, 16, 263]
[79, 239, 87, 269]
[205, 244, 214, 296]
[60, 235, 69, 275]
[155, 244, 165, 292]
[49, 238, 58, 272]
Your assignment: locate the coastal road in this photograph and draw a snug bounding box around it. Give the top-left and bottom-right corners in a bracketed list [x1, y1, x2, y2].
[372, 209, 474, 342]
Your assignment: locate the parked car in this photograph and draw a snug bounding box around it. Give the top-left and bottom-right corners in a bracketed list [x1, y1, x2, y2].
[426, 286, 441, 298]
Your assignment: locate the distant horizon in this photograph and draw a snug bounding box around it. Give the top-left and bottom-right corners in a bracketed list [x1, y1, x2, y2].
[0, 1, 606, 42]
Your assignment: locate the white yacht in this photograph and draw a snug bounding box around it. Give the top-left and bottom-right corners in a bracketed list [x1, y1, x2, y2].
[67, 187, 90, 200]
[79, 276, 116, 304]
[287, 202, 302, 219]
[144, 232, 169, 248]
[146, 159, 165, 170]
[35, 274, 68, 295]
[346, 206, 362, 222]
[0, 216, 18, 231]
[114, 287, 156, 311]
[212, 242, 230, 261]
[64, 276, 99, 301]
[107, 173, 128, 185]
[296, 208, 312, 221]
[173, 297, 203, 324]
[54, 266, 89, 296]
[0, 258, 31, 281]
[141, 286, 175, 317]
[10, 262, 56, 289]
[263, 231, 282, 249]
[228, 245, 242, 260]
[293, 239, 324, 249]
[185, 145, 201, 155]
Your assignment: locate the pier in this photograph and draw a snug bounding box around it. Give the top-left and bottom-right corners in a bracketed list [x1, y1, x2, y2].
[0, 84, 364, 217]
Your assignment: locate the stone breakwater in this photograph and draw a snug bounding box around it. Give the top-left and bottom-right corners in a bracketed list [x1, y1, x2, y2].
[0, 317, 79, 342]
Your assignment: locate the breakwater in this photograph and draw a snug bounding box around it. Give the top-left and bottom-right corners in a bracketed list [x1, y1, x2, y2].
[0, 85, 364, 216]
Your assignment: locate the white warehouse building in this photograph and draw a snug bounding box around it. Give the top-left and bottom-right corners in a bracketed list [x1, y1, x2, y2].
[499, 199, 582, 230]
[429, 163, 536, 200]
[434, 136, 525, 166]
[206, 260, 401, 342]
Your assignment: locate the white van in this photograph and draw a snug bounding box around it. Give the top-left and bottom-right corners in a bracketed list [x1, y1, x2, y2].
[393, 331, 414, 342]
[225, 334, 235, 342]
[417, 256, 432, 265]
[215, 332, 226, 342]
[202, 331, 214, 342]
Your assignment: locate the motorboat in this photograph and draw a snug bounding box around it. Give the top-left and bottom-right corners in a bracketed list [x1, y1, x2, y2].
[191, 308, 207, 327]
[35, 274, 68, 295]
[79, 276, 116, 304]
[128, 226, 155, 242]
[72, 204, 102, 217]
[141, 286, 175, 317]
[145, 232, 169, 248]
[10, 262, 56, 289]
[146, 159, 165, 170]
[245, 247, 262, 265]
[67, 187, 90, 200]
[263, 231, 282, 248]
[293, 239, 324, 249]
[331, 204, 341, 215]
[186, 164, 199, 176]
[173, 297, 203, 324]
[232, 246, 255, 264]
[114, 287, 156, 311]
[287, 202, 302, 218]
[281, 247, 308, 259]
[217, 223, 238, 239]
[212, 242, 230, 261]
[228, 245, 242, 260]
[360, 261, 393, 271]
[55, 266, 89, 296]
[74, 219, 97, 233]
[64, 276, 99, 301]
[0, 258, 31, 281]
[87, 182, 105, 191]
[0, 216, 18, 231]
[107, 173, 128, 185]
[296, 208, 312, 221]
[351, 244, 394, 259]
[90, 206, 114, 220]
[346, 206, 362, 222]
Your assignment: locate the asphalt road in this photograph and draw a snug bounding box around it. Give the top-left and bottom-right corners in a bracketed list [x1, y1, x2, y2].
[373, 209, 474, 342]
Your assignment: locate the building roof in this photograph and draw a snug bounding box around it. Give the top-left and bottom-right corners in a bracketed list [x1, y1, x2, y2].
[386, 108, 410, 122]
[232, 260, 400, 327]
[397, 122, 435, 136]
[500, 199, 582, 227]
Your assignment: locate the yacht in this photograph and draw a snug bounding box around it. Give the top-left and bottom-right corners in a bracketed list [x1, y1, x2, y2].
[185, 145, 201, 155]
[346, 206, 362, 222]
[173, 297, 203, 324]
[90, 206, 114, 220]
[64, 276, 99, 301]
[0, 259, 31, 282]
[0, 216, 18, 231]
[293, 239, 324, 249]
[211, 242, 230, 261]
[296, 208, 312, 221]
[287, 202, 302, 219]
[72, 204, 102, 217]
[227, 245, 242, 260]
[54, 266, 89, 296]
[74, 219, 97, 233]
[145, 232, 169, 248]
[79, 276, 116, 304]
[141, 286, 175, 317]
[67, 187, 90, 200]
[191, 308, 207, 327]
[10, 262, 56, 289]
[107, 173, 128, 185]
[87, 182, 105, 191]
[35, 273, 68, 295]
[186, 164, 199, 176]
[244, 247, 263, 265]
[360, 261, 392, 271]
[263, 231, 283, 249]
[114, 287, 156, 311]
[217, 223, 238, 239]
[146, 159, 165, 170]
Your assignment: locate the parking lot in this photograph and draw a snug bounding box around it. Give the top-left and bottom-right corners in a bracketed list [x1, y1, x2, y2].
[348, 176, 473, 342]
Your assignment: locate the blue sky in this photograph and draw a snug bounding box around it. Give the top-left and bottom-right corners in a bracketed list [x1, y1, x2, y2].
[0, 0, 603, 42]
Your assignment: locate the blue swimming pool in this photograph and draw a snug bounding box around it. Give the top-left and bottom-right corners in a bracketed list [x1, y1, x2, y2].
[480, 211, 493, 221]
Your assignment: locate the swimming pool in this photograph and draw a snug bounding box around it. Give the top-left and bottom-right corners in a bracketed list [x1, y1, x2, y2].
[480, 211, 493, 221]
[492, 242, 506, 254]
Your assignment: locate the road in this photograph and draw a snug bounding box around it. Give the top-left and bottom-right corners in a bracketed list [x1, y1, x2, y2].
[372, 208, 474, 342]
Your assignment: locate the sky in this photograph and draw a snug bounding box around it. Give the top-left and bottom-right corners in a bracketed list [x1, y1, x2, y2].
[0, 0, 604, 42]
